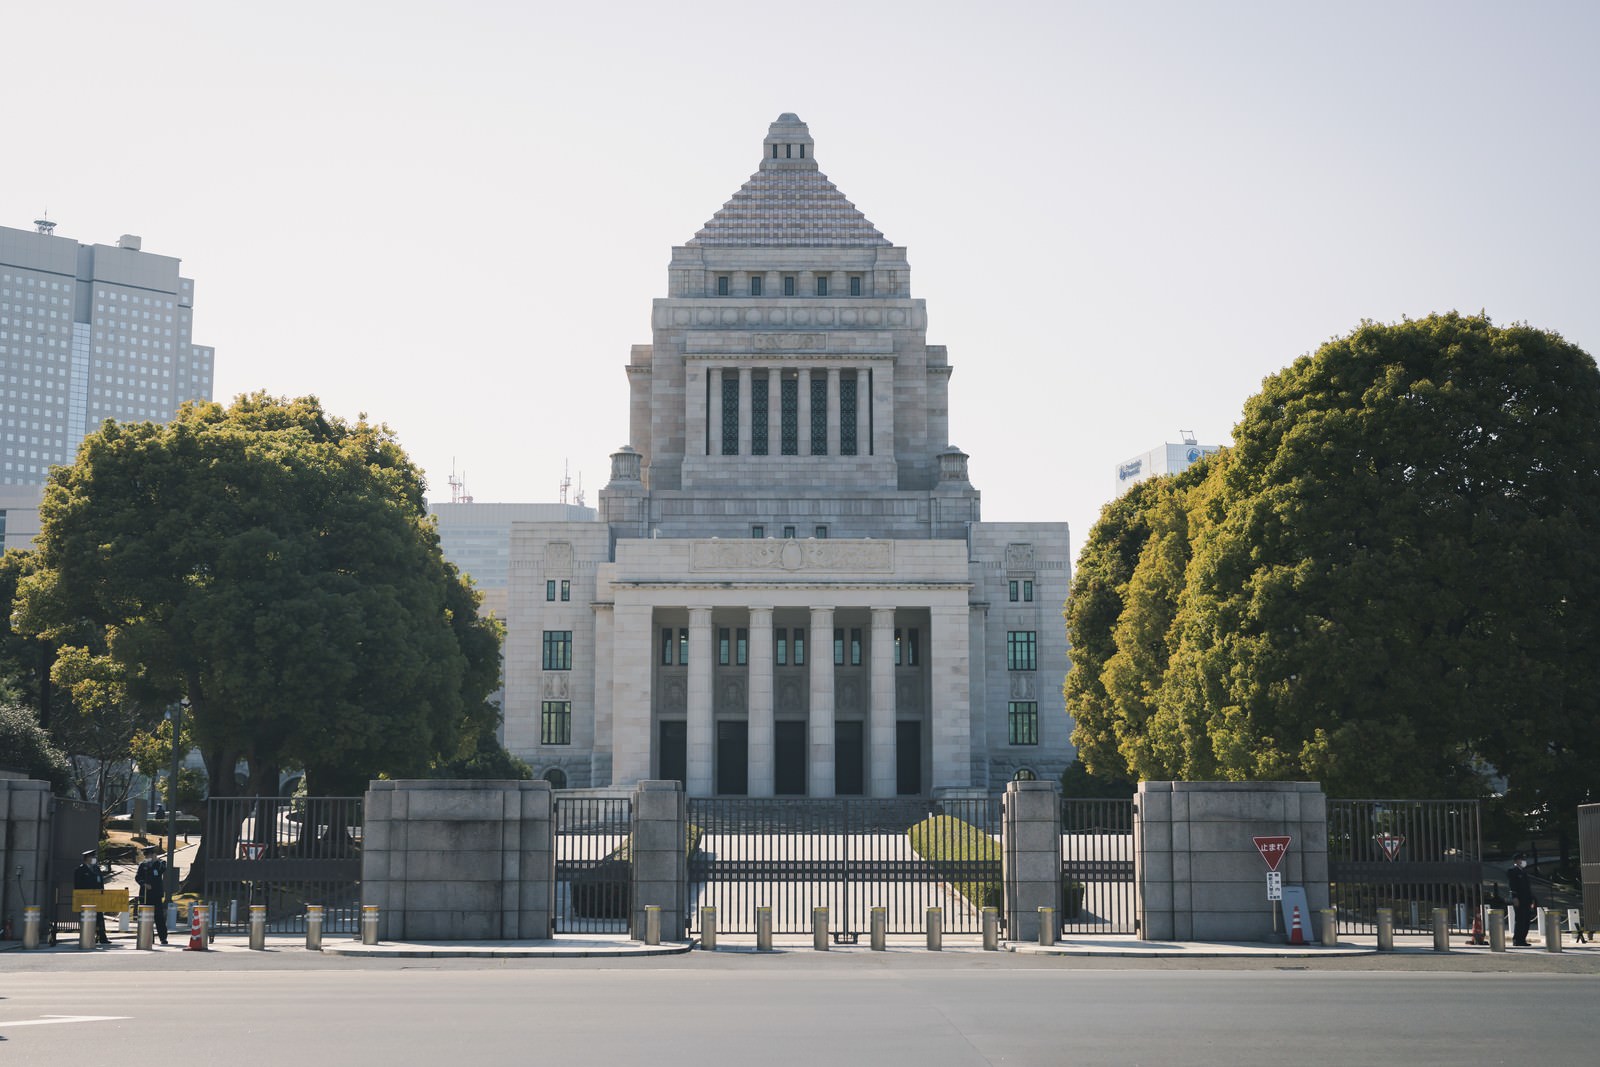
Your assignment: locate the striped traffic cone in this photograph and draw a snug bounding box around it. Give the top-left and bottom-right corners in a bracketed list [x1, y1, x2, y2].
[1289, 904, 1305, 945]
[184, 904, 207, 952]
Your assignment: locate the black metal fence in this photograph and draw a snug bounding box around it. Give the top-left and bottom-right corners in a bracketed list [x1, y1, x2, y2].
[203, 796, 363, 934]
[1328, 799, 1483, 934]
[687, 796, 1002, 942]
[553, 794, 632, 934]
[1060, 798, 1137, 935]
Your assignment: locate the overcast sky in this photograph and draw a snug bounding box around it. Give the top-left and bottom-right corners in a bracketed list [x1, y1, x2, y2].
[6, 1, 1596, 553]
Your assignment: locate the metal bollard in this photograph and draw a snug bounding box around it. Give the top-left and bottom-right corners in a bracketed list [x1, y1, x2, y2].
[1488, 909, 1506, 951]
[813, 907, 829, 951]
[1038, 906, 1056, 947]
[207, 902, 216, 944]
[1432, 908, 1450, 952]
[1319, 908, 1337, 947]
[926, 907, 943, 951]
[230, 899, 239, 926]
[1376, 908, 1394, 951]
[306, 905, 324, 951]
[23, 905, 41, 950]
[700, 906, 717, 951]
[360, 904, 380, 945]
[118, 908, 130, 933]
[870, 907, 886, 951]
[249, 904, 267, 950]
[168, 901, 178, 932]
[755, 906, 773, 951]
[982, 907, 999, 951]
[644, 905, 661, 946]
[1544, 909, 1562, 953]
[79, 907, 98, 950]
[137, 906, 154, 950]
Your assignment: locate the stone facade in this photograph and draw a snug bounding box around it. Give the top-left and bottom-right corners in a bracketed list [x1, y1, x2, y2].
[503, 115, 1073, 795]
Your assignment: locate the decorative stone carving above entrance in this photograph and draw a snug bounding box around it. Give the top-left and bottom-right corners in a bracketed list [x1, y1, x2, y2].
[1009, 674, 1036, 700]
[691, 538, 893, 573]
[1004, 543, 1035, 571]
[545, 542, 574, 573]
[752, 332, 827, 351]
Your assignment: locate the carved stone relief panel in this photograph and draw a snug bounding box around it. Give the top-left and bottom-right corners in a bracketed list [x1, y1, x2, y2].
[838, 679, 861, 713]
[1009, 674, 1037, 700]
[545, 542, 574, 574]
[896, 675, 922, 712]
[662, 678, 687, 715]
[1004, 543, 1035, 572]
[541, 673, 571, 700]
[716, 678, 747, 714]
[778, 679, 804, 715]
[691, 539, 893, 573]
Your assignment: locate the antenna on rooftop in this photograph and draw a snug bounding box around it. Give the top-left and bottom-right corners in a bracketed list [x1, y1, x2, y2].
[448, 459, 473, 504]
[1179, 429, 1197, 446]
[34, 213, 56, 236]
[560, 460, 574, 505]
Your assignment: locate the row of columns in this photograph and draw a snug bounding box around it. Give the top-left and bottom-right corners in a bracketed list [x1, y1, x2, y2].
[684, 605, 899, 797]
[706, 366, 872, 458]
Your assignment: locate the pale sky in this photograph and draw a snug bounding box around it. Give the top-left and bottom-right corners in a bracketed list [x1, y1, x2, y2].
[6, 1, 1596, 555]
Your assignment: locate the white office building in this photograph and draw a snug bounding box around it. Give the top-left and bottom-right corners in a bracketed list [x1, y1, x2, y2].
[1114, 436, 1222, 495]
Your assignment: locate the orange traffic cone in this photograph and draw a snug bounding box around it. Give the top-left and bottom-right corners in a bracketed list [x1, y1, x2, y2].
[1289, 904, 1305, 945]
[1468, 907, 1487, 945]
[184, 904, 207, 952]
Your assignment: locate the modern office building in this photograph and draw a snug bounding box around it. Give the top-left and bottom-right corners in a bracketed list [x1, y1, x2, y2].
[502, 115, 1073, 795]
[0, 220, 215, 487]
[1114, 434, 1222, 495]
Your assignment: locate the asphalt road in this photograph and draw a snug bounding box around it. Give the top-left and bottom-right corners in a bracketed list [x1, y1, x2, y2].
[4, 952, 1595, 1066]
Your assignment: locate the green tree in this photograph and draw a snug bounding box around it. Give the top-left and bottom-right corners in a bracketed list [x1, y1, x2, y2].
[0, 550, 58, 726]
[0, 702, 71, 788]
[15, 393, 503, 812]
[1069, 314, 1600, 863]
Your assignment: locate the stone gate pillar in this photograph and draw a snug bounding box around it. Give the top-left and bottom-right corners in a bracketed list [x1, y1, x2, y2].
[629, 780, 688, 941]
[1003, 779, 1062, 942]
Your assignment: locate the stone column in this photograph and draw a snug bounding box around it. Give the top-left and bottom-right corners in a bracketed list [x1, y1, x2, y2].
[797, 367, 812, 456]
[929, 604, 972, 790]
[767, 370, 781, 458]
[747, 607, 776, 797]
[856, 367, 872, 457]
[872, 362, 895, 459]
[591, 603, 614, 787]
[826, 367, 841, 457]
[869, 606, 897, 796]
[1002, 779, 1063, 942]
[808, 605, 836, 797]
[630, 780, 688, 942]
[686, 607, 714, 796]
[707, 368, 723, 457]
[610, 603, 654, 785]
[737, 366, 753, 456]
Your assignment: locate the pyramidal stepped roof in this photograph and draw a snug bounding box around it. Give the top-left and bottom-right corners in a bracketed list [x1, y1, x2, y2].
[688, 114, 891, 248]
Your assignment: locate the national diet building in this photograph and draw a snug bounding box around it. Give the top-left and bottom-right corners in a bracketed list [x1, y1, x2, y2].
[503, 114, 1072, 796]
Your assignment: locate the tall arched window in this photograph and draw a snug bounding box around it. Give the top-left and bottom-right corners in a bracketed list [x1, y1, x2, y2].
[543, 768, 568, 790]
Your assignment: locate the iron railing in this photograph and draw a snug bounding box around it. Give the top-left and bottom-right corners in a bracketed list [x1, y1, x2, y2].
[1060, 798, 1137, 935]
[553, 794, 632, 934]
[687, 796, 1002, 941]
[1328, 799, 1483, 934]
[203, 796, 363, 934]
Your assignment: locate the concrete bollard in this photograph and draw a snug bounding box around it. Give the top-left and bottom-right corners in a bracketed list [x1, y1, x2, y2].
[249, 904, 267, 950]
[926, 907, 943, 951]
[360, 904, 380, 946]
[1376, 908, 1394, 951]
[755, 906, 773, 951]
[1432, 908, 1450, 952]
[306, 905, 324, 951]
[118, 909, 130, 933]
[22, 905, 41, 950]
[644, 905, 661, 946]
[1319, 908, 1337, 947]
[79, 907, 98, 950]
[1544, 909, 1562, 953]
[813, 907, 829, 951]
[1038, 906, 1056, 947]
[700, 907, 717, 951]
[870, 907, 886, 951]
[137, 906, 154, 950]
[1488, 909, 1506, 951]
[982, 907, 1000, 951]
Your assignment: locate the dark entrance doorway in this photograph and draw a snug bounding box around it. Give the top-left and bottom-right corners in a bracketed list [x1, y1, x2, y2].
[835, 721, 864, 795]
[774, 721, 806, 795]
[659, 720, 687, 784]
[717, 721, 748, 795]
[896, 720, 922, 795]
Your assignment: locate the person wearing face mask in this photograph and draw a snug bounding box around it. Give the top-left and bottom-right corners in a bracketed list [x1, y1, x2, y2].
[1507, 852, 1538, 947]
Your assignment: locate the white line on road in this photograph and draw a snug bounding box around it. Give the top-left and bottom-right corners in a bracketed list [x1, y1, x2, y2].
[3, 1015, 132, 1028]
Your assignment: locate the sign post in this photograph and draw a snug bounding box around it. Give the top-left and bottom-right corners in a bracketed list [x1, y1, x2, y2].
[1253, 836, 1292, 935]
[1266, 871, 1283, 901]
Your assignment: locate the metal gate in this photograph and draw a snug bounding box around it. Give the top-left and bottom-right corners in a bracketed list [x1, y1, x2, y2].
[553, 794, 632, 934]
[1328, 799, 1483, 934]
[687, 796, 1001, 942]
[203, 796, 363, 934]
[46, 796, 100, 942]
[1060, 798, 1137, 935]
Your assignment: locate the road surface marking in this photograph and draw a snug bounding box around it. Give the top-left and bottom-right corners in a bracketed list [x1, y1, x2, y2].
[4, 1015, 131, 1028]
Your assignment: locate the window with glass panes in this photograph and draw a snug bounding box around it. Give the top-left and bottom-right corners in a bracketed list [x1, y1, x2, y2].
[780, 375, 799, 455]
[752, 373, 768, 454]
[793, 627, 806, 666]
[542, 631, 573, 670]
[718, 628, 731, 666]
[722, 376, 739, 455]
[810, 376, 827, 455]
[833, 628, 845, 666]
[541, 701, 572, 745]
[1006, 631, 1036, 671]
[1008, 702, 1039, 745]
[775, 628, 788, 666]
[560, 580, 570, 601]
[840, 373, 857, 455]
[736, 628, 748, 666]
[895, 628, 920, 666]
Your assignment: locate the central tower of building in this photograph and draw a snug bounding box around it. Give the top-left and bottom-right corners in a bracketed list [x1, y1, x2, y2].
[504, 115, 1071, 796]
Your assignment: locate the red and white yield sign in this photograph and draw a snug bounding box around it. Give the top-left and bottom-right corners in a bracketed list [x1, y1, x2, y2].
[239, 841, 266, 860]
[1252, 836, 1292, 872]
[1376, 833, 1405, 861]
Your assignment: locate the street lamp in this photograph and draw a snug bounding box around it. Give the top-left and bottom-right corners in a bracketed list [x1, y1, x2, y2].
[165, 698, 188, 894]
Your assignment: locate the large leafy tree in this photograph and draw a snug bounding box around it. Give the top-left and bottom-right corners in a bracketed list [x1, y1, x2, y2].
[15, 394, 503, 806]
[1069, 315, 1600, 854]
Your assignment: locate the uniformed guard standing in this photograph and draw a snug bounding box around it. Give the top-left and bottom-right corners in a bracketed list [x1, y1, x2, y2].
[1507, 851, 1539, 947]
[136, 844, 170, 945]
[73, 848, 111, 945]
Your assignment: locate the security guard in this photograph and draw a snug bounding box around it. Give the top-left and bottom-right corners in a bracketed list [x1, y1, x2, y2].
[135, 844, 170, 945]
[73, 848, 111, 945]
